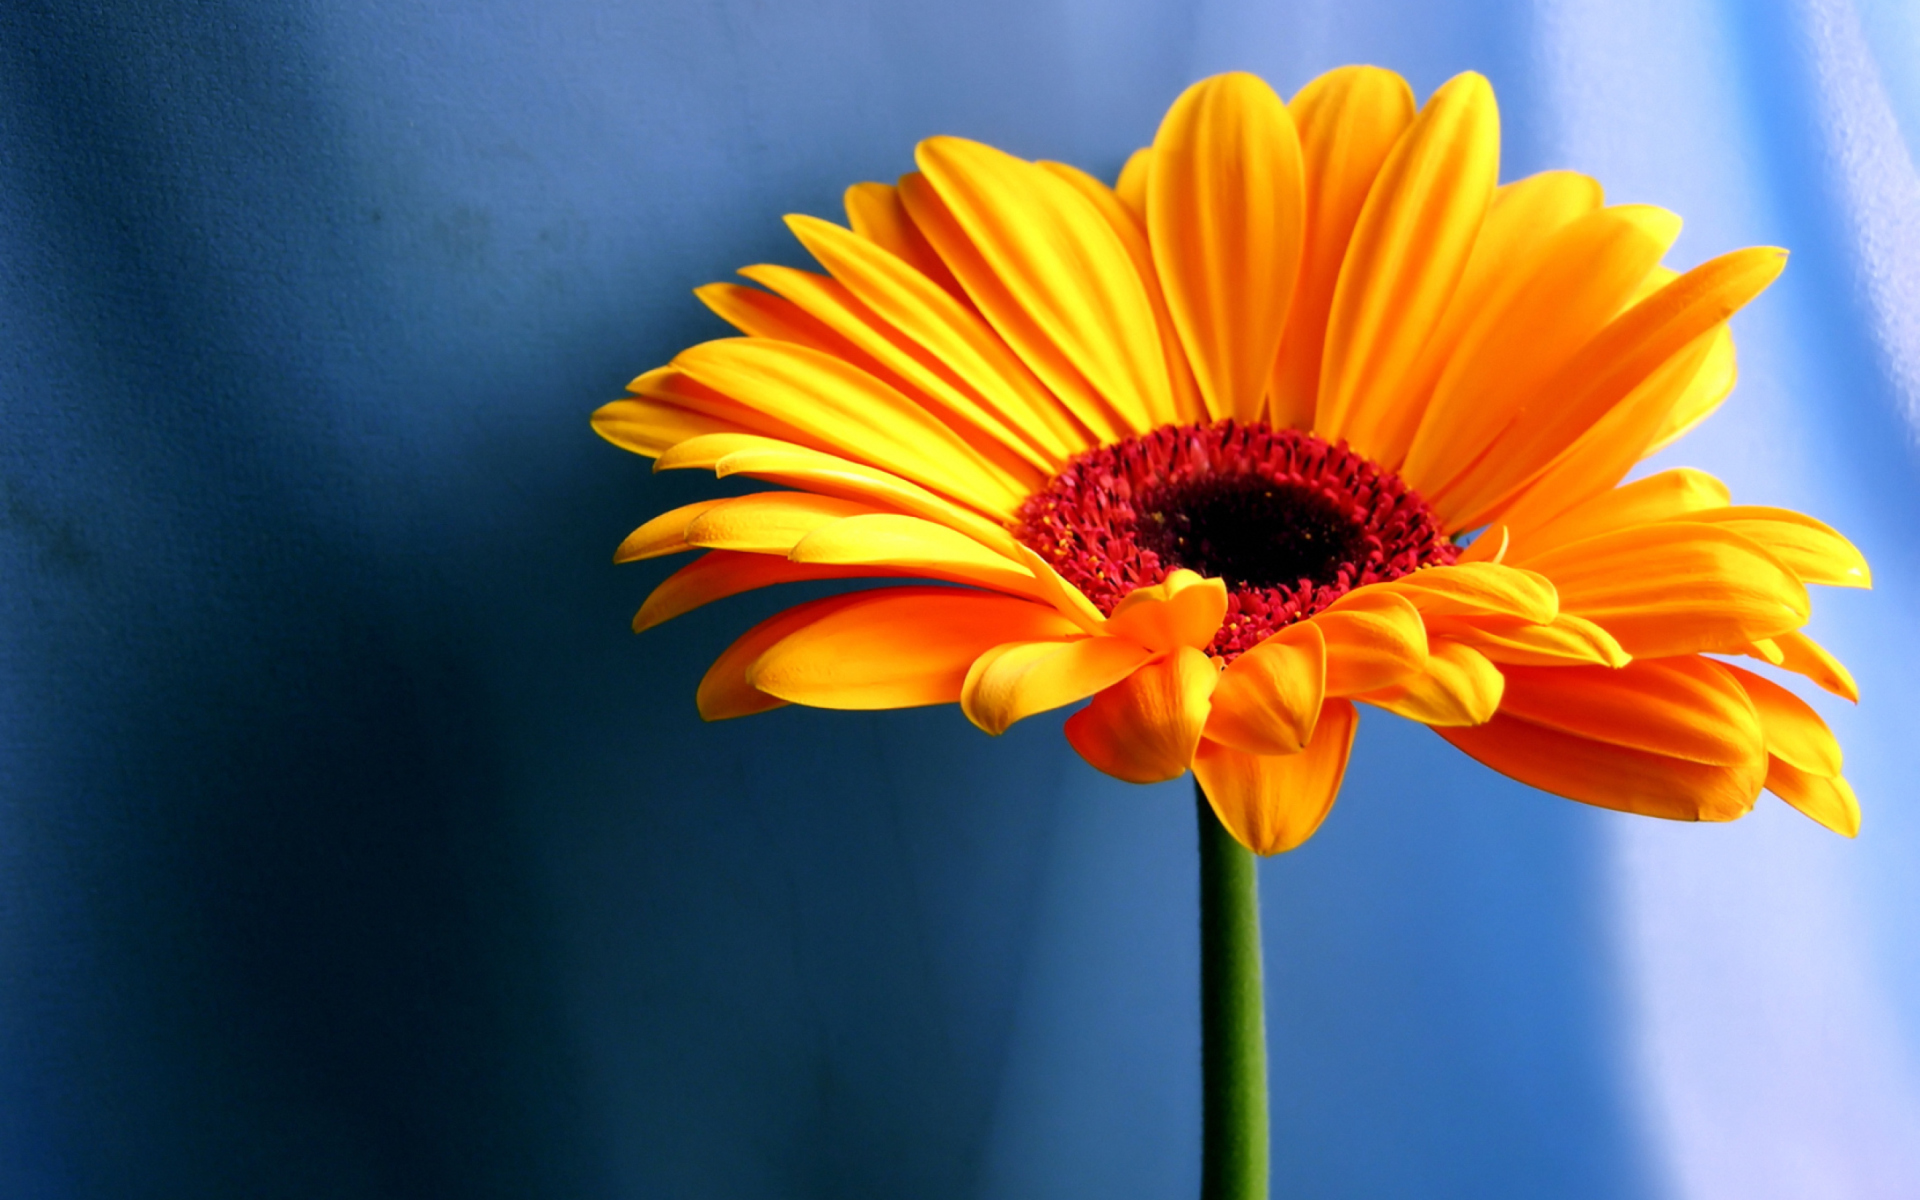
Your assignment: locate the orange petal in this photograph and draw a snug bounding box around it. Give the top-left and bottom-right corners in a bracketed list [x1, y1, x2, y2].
[697, 593, 870, 721]
[1104, 570, 1230, 651]
[842, 179, 968, 301]
[789, 513, 1043, 598]
[961, 636, 1156, 735]
[1434, 247, 1786, 527]
[1038, 160, 1205, 423]
[1438, 712, 1765, 822]
[1205, 620, 1326, 755]
[1496, 656, 1765, 766]
[1313, 589, 1428, 694]
[750, 588, 1084, 710]
[673, 337, 1028, 516]
[1405, 204, 1682, 494]
[1421, 612, 1629, 668]
[1476, 327, 1735, 535]
[1370, 561, 1558, 623]
[1358, 639, 1503, 726]
[684, 492, 879, 554]
[1148, 72, 1305, 422]
[1764, 757, 1861, 836]
[1192, 700, 1359, 855]
[915, 136, 1173, 436]
[1316, 72, 1499, 462]
[1524, 522, 1810, 657]
[1269, 66, 1416, 430]
[784, 213, 1089, 462]
[615, 498, 730, 563]
[637, 551, 902, 633]
[738, 260, 1055, 480]
[1063, 646, 1218, 783]
[1769, 629, 1860, 702]
[1116, 147, 1152, 221]
[1678, 507, 1870, 588]
[695, 281, 870, 358]
[1722, 664, 1843, 776]
[1500, 467, 1731, 565]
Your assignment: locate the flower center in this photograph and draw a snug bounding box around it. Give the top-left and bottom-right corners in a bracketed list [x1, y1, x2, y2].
[1013, 420, 1458, 658]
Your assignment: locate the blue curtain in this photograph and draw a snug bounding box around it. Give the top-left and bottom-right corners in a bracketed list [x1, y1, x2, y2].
[4, 1, 1916, 1195]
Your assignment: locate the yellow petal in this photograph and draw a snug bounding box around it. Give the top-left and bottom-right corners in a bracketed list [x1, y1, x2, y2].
[1148, 72, 1305, 422]
[784, 213, 1089, 462]
[637, 550, 901, 633]
[1269, 66, 1416, 430]
[1116, 147, 1152, 221]
[1405, 204, 1682, 493]
[1316, 72, 1499, 461]
[738, 261, 1056, 480]
[1769, 629, 1860, 702]
[750, 588, 1084, 710]
[698, 593, 868, 721]
[1524, 522, 1810, 657]
[615, 498, 730, 563]
[684, 492, 879, 555]
[961, 636, 1157, 735]
[1434, 247, 1786, 527]
[1104, 570, 1230, 651]
[1500, 467, 1731, 565]
[1006, 543, 1109, 633]
[1314, 588, 1428, 694]
[1205, 620, 1326, 755]
[1438, 712, 1764, 822]
[1495, 656, 1765, 766]
[1369, 561, 1557, 623]
[789, 513, 1043, 598]
[1764, 757, 1861, 836]
[1063, 646, 1219, 783]
[1359, 639, 1503, 726]
[1421, 612, 1629, 668]
[1722, 664, 1843, 776]
[843, 179, 968, 300]
[1677, 507, 1870, 588]
[673, 337, 1028, 517]
[1038, 160, 1204, 423]
[1743, 637, 1787, 666]
[1192, 700, 1359, 855]
[915, 136, 1173, 436]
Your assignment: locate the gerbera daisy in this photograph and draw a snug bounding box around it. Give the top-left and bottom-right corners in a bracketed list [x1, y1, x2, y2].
[596, 66, 1867, 856]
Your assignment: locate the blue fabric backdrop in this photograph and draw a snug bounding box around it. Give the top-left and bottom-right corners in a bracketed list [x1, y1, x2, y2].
[4, 1, 1917, 1196]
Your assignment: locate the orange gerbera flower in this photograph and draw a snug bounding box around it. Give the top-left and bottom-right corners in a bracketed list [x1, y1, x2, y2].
[596, 67, 1868, 854]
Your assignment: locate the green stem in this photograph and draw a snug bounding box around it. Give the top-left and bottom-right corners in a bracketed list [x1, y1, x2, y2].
[1197, 780, 1269, 1200]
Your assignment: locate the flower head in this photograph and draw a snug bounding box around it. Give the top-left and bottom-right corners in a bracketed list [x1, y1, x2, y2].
[597, 67, 1868, 853]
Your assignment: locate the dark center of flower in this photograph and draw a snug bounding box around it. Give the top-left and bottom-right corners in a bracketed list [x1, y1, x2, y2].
[1012, 420, 1458, 659]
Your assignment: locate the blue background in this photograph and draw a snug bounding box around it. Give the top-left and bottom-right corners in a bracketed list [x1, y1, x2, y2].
[4, 1, 1918, 1196]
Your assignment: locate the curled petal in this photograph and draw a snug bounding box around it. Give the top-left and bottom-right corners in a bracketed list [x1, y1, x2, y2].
[1105, 570, 1230, 651]
[636, 551, 903, 633]
[616, 498, 730, 562]
[1315, 589, 1428, 694]
[1193, 700, 1359, 855]
[1358, 639, 1504, 726]
[1063, 647, 1218, 783]
[790, 513, 1042, 598]
[1423, 612, 1629, 668]
[961, 636, 1156, 735]
[697, 593, 870, 721]
[685, 493, 880, 555]
[1206, 620, 1326, 755]
[750, 589, 1083, 710]
[1372, 561, 1557, 623]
